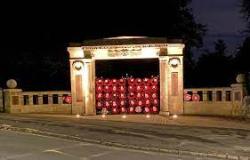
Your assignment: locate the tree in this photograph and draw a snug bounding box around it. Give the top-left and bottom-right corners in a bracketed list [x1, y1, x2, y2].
[195, 40, 234, 87]
[241, 0, 250, 33]
[234, 0, 250, 74]
[0, 0, 206, 90]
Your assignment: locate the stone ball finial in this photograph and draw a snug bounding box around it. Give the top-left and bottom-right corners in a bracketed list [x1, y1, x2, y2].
[236, 74, 246, 83]
[6, 79, 17, 89]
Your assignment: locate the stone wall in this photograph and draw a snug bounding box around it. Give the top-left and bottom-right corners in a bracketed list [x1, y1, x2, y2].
[184, 83, 247, 117]
[3, 89, 72, 114]
[0, 88, 3, 112]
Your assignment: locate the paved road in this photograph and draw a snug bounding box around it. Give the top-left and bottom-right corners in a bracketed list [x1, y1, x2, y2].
[0, 114, 250, 159]
[0, 130, 217, 160]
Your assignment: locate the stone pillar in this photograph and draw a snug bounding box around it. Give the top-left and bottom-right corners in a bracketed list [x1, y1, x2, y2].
[83, 59, 96, 115]
[0, 88, 3, 112]
[58, 94, 63, 104]
[231, 74, 248, 105]
[159, 57, 169, 115]
[165, 43, 185, 115]
[48, 94, 53, 104]
[38, 94, 43, 105]
[3, 89, 23, 113]
[68, 47, 85, 115]
[202, 90, 208, 101]
[28, 95, 33, 105]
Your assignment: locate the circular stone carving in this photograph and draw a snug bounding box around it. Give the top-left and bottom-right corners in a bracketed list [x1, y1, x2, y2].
[236, 74, 246, 83]
[6, 79, 17, 89]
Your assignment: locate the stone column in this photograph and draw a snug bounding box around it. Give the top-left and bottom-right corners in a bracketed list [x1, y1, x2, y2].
[0, 88, 3, 112]
[202, 90, 208, 101]
[48, 94, 53, 104]
[3, 89, 23, 113]
[159, 57, 169, 116]
[58, 94, 63, 104]
[167, 55, 184, 115]
[68, 47, 85, 115]
[165, 43, 185, 115]
[83, 59, 96, 115]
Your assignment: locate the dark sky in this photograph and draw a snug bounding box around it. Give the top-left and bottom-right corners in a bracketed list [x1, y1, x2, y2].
[191, 0, 246, 56]
[1, 1, 245, 55]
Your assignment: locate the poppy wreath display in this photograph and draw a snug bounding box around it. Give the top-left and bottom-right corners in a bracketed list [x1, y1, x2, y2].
[151, 77, 159, 85]
[111, 101, 118, 108]
[96, 85, 103, 92]
[112, 92, 119, 99]
[128, 85, 135, 92]
[96, 76, 159, 114]
[104, 79, 110, 85]
[96, 93, 103, 100]
[144, 106, 151, 113]
[96, 101, 103, 110]
[152, 99, 159, 106]
[128, 106, 135, 113]
[119, 93, 126, 99]
[96, 78, 104, 85]
[63, 96, 72, 104]
[119, 100, 126, 106]
[143, 78, 151, 85]
[119, 85, 126, 93]
[184, 93, 192, 101]
[128, 78, 135, 85]
[152, 106, 158, 113]
[120, 106, 127, 113]
[119, 78, 126, 85]
[192, 93, 200, 101]
[104, 85, 111, 93]
[129, 99, 137, 107]
[135, 85, 143, 92]
[137, 100, 144, 106]
[136, 92, 143, 99]
[112, 85, 118, 92]
[151, 85, 158, 92]
[111, 79, 118, 85]
[104, 101, 111, 109]
[112, 107, 119, 114]
[104, 93, 111, 100]
[144, 99, 151, 107]
[128, 92, 136, 99]
[151, 92, 158, 99]
[135, 106, 143, 113]
[135, 78, 142, 85]
[144, 85, 151, 92]
[144, 93, 150, 99]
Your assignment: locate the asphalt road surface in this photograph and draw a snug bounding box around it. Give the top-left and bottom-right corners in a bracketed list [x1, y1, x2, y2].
[0, 130, 219, 160]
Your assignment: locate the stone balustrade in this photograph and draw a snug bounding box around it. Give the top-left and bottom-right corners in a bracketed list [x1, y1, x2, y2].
[183, 83, 248, 117]
[0, 88, 3, 112]
[3, 89, 72, 114]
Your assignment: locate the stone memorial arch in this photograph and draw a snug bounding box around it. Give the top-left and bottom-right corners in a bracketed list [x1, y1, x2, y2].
[68, 36, 185, 116]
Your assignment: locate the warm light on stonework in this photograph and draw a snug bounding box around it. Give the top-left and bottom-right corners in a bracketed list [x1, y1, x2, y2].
[68, 37, 185, 116]
[74, 61, 83, 70]
[76, 114, 80, 118]
[173, 114, 178, 119]
[169, 58, 180, 67]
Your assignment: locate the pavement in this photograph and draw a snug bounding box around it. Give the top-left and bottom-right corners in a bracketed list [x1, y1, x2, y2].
[0, 114, 250, 159]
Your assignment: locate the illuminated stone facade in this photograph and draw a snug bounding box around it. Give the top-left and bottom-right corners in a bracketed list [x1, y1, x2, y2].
[68, 37, 185, 116]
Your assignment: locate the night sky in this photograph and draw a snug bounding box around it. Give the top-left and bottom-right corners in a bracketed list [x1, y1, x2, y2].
[0, 1, 246, 89]
[1, 1, 244, 54]
[191, 0, 245, 56]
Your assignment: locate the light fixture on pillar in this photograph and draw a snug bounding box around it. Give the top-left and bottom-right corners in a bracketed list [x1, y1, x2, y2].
[169, 58, 180, 68]
[73, 61, 84, 71]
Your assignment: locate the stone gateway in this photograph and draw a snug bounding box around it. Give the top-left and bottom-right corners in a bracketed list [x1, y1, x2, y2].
[68, 36, 185, 116]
